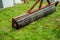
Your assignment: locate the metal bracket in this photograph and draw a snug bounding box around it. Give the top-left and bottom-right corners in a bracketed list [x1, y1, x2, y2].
[27, 0, 51, 13]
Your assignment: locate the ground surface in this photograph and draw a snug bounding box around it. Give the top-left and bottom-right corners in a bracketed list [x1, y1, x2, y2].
[0, 1, 60, 40]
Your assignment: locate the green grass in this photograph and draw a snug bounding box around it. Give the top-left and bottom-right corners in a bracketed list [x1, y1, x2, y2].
[0, 1, 60, 40]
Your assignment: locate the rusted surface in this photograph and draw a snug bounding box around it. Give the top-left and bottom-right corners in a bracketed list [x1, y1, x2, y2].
[27, 0, 39, 13]
[27, 0, 51, 13]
